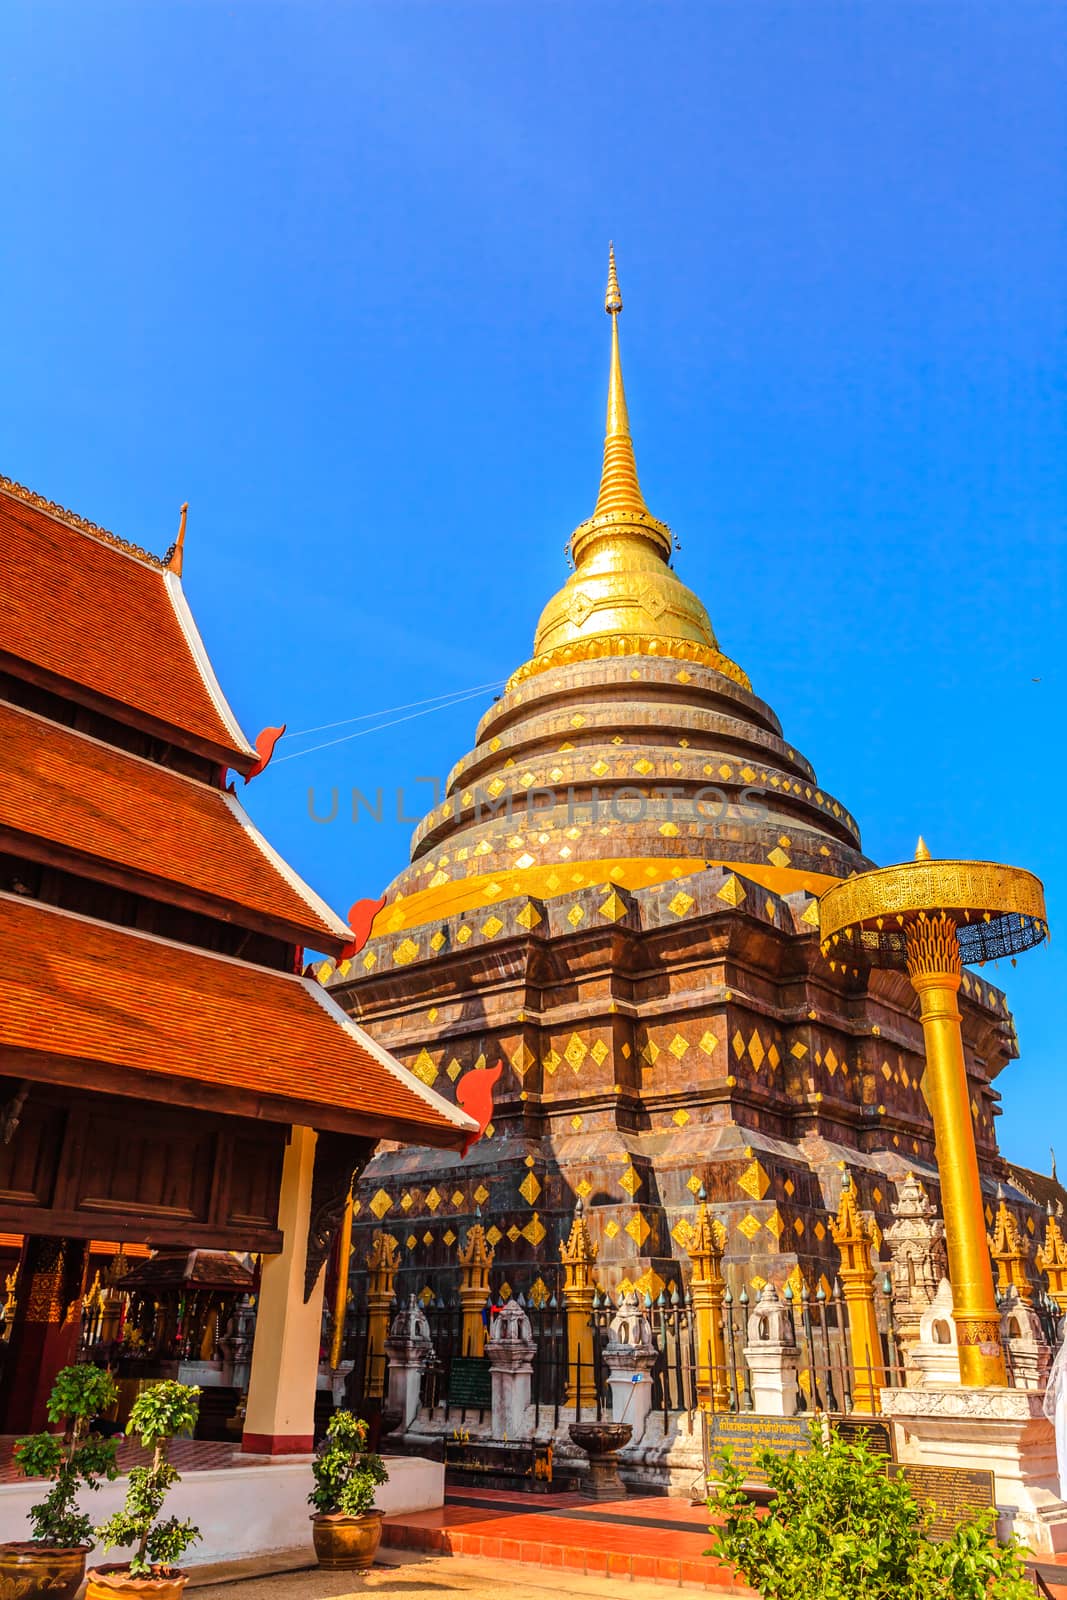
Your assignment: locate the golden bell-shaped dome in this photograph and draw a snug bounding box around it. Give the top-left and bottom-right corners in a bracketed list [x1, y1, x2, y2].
[525, 246, 743, 689]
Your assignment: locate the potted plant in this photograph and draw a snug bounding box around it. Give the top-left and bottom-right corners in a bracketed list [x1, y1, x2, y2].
[308, 1409, 389, 1570]
[0, 1363, 120, 1600]
[88, 1380, 201, 1599]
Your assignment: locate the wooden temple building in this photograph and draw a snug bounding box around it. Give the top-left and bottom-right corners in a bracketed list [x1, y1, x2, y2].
[325, 250, 1048, 1313]
[0, 473, 474, 1444]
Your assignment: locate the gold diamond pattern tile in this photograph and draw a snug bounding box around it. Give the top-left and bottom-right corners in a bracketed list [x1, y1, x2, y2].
[698, 1030, 719, 1057]
[406, 1233, 417, 1249]
[598, 889, 627, 922]
[738, 1214, 761, 1241]
[411, 1049, 438, 1086]
[515, 901, 542, 932]
[641, 1038, 660, 1066]
[566, 903, 585, 928]
[717, 874, 746, 907]
[814, 1220, 826, 1241]
[456, 925, 472, 945]
[519, 1171, 542, 1206]
[604, 1220, 620, 1240]
[748, 1031, 765, 1071]
[590, 1038, 609, 1066]
[576, 1178, 592, 1198]
[669, 1033, 689, 1060]
[542, 1049, 561, 1075]
[571, 1114, 583, 1131]
[673, 1109, 691, 1126]
[393, 937, 419, 966]
[619, 1166, 641, 1197]
[451, 1189, 465, 1207]
[765, 1208, 785, 1240]
[738, 1160, 771, 1201]
[508, 1041, 535, 1079]
[506, 1225, 521, 1243]
[429, 931, 446, 953]
[369, 1189, 392, 1220]
[790, 1041, 808, 1059]
[482, 915, 504, 938]
[633, 758, 654, 776]
[422, 1231, 433, 1247]
[659, 821, 679, 837]
[426, 1188, 442, 1212]
[625, 1213, 651, 1247]
[732, 1031, 746, 1060]
[669, 890, 694, 918]
[522, 1213, 546, 1246]
[447, 1058, 463, 1081]
[783, 1178, 795, 1197]
[473, 1184, 489, 1205]
[687, 1174, 702, 1194]
[486, 1226, 502, 1246]
[564, 1033, 588, 1071]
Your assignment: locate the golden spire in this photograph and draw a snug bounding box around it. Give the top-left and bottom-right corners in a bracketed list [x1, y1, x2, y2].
[915, 836, 932, 861]
[592, 244, 649, 522]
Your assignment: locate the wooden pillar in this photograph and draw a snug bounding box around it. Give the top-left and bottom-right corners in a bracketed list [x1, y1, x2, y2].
[242, 1126, 325, 1455]
[828, 1172, 884, 1414]
[457, 1221, 494, 1356]
[560, 1198, 599, 1409]
[365, 1231, 400, 1397]
[1038, 1205, 1067, 1316]
[0, 1236, 88, 1433]
[682, 1189, 729, 1411]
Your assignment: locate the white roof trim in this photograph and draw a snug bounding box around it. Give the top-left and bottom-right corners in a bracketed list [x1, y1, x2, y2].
[302, 976, 477, 1134]
[220, 789, 352, 941]
[163, 571, 256, 758]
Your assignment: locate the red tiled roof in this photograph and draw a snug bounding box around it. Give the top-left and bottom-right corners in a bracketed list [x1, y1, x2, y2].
[0, 894, 474, 1149]
[0, 1237, 150, 1257]
[0, 699, 350, 950]
[0, 481, 255, 767]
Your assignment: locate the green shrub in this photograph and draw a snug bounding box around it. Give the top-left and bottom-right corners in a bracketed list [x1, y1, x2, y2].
[95, 1380, 201, 1576]
[13, 1364, 119, 1547]
[309, 1411, 388, 1518]
[707, 1421, 1032, 1600]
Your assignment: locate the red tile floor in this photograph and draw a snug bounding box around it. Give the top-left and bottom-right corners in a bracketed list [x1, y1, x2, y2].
[382, 1486, 754, 1591]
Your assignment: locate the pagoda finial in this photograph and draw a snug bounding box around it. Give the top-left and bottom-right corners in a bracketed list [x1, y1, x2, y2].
[166, 502, 189, 577]
[915, 836, 932, 861]
[592, 243, 649, 523]
[605, 241, 622, 314]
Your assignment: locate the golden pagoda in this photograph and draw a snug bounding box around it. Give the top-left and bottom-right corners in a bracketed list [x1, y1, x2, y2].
[330, 250, 1047, 1314]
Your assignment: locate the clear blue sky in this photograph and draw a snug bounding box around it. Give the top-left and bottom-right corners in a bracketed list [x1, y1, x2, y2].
[2, 3, 1063, 1171]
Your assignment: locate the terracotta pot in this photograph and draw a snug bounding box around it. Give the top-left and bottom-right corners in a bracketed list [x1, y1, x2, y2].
[311, 1510, 384, 1570]
[85, 1565, 188, 1600]
[0, 1542, 89, 1600]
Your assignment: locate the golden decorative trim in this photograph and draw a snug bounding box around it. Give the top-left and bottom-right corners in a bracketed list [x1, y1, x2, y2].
[819, 856, 1048, 969]
[0, 472, 168, 568]
[905, 912, 962, 983]
[507, 634, 751, 693]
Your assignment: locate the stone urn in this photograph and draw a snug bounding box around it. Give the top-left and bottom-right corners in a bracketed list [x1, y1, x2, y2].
[86, 1567, 188, 1599]
[568, 1420, 632, 1501]
[311, 1510, 385, 1570]
[0, 1542, 90, 1600]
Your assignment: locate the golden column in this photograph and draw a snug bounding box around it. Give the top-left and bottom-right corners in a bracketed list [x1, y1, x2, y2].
[1038, 1206, 1067, 1316]
[989, 1192, 1033, 1305]
[329, 1189, 355, 1371]
[457, 1219, 494, 1356]
[560, 1198, 599, 1408]
[819, 842, 1048, 1388]
[681, 1186, 729, 1411]
[365, 1231, 400, 1399]
[828, 1172, 885, 1413]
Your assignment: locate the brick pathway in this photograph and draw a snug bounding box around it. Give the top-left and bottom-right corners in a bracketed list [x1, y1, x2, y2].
[381, 1487, 751, 1590]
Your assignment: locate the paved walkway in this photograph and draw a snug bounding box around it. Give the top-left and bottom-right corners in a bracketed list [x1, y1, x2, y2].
[191, 1549, 745, 1599]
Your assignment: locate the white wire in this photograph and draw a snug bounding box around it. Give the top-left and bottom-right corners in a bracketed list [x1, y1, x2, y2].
[272, 682, 498, 764]
[280, 679, 506, 741]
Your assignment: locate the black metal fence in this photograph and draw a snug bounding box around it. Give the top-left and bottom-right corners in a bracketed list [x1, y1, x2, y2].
[340, 1272, 1063, 1429]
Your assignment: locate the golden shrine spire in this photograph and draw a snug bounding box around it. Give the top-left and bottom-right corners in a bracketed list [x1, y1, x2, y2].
[590, 245, 651, 526]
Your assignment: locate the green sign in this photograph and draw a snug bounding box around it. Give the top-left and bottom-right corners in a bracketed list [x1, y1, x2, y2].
[446, 1355, 492, 1410]
[703, 1413, 813, 1485]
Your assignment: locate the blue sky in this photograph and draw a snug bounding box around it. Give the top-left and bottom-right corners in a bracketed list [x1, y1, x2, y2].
[2, 2, 1063, 1171]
